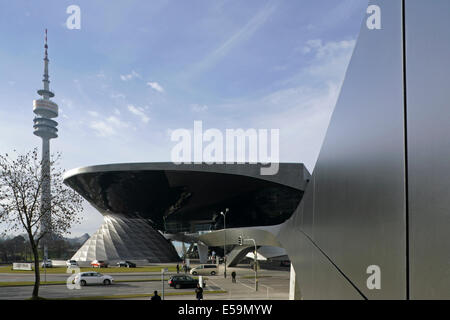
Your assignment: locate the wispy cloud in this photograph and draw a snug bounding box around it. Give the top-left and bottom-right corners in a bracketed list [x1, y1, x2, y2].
[89, 115, 130, 137]
[111, 92, 126, 99]
[90, 120, 115, 137]
[60, 98, 74, 110]
[127, 105, 150, 123]
[88, 111, 99, 117]
[191, 104, 208, 112]
[147, 81, 164, 93]
[303, 39, 356, 80]
[96, 71, 106, 79]
[186, 1, 278, 77]
[259, 38, 355, 171]
[201, 38, 356, 172]
[301, 39, 355, 59]
[120, 70, 141, 81]
[106, 116, 129, 128]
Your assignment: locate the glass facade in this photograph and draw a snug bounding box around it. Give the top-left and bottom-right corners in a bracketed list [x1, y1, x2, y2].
[65, 167, 305, 232]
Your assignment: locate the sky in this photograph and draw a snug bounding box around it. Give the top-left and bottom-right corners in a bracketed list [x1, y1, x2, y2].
[0, 0, 367, 236]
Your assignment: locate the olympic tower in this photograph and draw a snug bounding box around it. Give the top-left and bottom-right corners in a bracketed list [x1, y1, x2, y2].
[33, 29, 58, 260]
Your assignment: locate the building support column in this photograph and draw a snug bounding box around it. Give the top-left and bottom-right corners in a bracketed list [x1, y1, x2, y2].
[197, 242, 208, 264]
[289, 263, 302, 300]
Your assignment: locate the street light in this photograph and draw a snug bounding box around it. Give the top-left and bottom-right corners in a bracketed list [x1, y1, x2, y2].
[220, 208, 229, 278]
[238, 236, 258, 291]
[162, 216, 166, 234]
[161, 268, 168, 300]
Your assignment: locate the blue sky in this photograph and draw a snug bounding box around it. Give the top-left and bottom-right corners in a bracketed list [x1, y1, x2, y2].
[0, 0, 367, 236]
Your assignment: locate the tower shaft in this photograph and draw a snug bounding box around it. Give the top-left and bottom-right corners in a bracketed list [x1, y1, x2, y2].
[40, 138, 51, 234]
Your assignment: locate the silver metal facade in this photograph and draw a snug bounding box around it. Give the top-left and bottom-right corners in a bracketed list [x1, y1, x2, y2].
[406, 0, 450, 300]
[311, 0, 406, 299]
[279, 0, 450, 299]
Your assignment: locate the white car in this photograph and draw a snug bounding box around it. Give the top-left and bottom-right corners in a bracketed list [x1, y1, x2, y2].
[41, 259, 52, 268]
[74, 272, 114, 286]
[66, 260, 78, 267]
[190, 264, 218, 276]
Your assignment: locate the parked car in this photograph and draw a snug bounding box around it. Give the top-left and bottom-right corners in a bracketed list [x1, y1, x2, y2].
[74, 272, 114, 286]
[41, 259, 52, 268]
[280, 260, 291, 267]
[116, 260, 136, 268]
[66, 260, 78, 267]
[190, 264, 218, 276]
[168, 275, 199, 289]
[91, 260, 108, 268]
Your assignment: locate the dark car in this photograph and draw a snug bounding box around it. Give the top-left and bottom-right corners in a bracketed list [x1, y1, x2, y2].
[168, 275, 199, 289]
[280, 260, 291, 267]
[116, 260, 136, 268]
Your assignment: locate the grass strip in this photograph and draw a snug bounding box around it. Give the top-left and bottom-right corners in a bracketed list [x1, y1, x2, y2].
[0, 281, 64, 287]
[0, 278, 171, 287]
[51, 290, 227, 300]
[0, 266, 177, 274]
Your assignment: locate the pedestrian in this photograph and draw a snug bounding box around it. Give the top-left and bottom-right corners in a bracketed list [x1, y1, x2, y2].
[151, 290, 162, 301]
[183, 264, 188, 274]
[231, 271, 236, 283]
[195, 283, 203, 300]
[176, 263, 180, 273]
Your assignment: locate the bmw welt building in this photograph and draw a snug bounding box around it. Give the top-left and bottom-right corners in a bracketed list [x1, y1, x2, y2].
[63, 163, 310, 266]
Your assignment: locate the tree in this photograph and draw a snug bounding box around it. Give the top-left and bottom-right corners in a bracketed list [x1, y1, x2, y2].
[9, 235, 26, 261]
[0, 149, 83, 299]
[0, 238, 7, 262]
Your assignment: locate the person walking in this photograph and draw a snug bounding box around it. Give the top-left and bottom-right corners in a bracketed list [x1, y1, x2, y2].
[176, 263, 180, 273]
[151, 290, 162, 301]
[195, 283, 204, 300]
[183, 264, 188, 274]
[231, 271, 236, 283]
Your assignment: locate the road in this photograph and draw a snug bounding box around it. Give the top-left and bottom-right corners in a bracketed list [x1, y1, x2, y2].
[0, 266, 289, 300]
[0, 272, 166, 282]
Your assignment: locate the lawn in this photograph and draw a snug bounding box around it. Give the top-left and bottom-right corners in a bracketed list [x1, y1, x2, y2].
[0, 265, 178, 274]
[52, 290, 227, 300]
[0, 278, 172, 287]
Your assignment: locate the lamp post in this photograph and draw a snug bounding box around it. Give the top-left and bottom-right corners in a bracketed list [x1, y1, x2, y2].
[162, 215, 167, 234]
[239, 236, 258, 291]
[251, 239, 258, 292]
[161, 268, 168, 300]
[220, 208, 229, 278]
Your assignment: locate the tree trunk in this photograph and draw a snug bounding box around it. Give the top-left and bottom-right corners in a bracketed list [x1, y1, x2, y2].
[31, 242, 41, 299]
